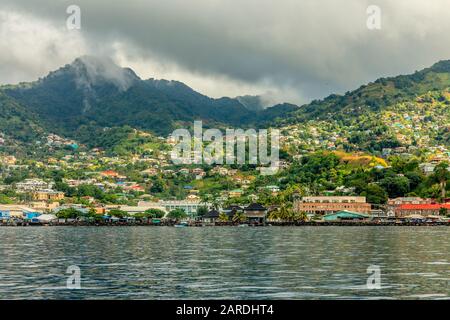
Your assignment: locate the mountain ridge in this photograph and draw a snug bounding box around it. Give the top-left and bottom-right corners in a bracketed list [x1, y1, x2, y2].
[281, 59, 450, 125]
[2, 56, 298, 139]
[2, 57, 450, 154]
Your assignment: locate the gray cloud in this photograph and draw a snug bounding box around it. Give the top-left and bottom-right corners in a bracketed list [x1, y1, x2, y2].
[1, 0, 450, 104]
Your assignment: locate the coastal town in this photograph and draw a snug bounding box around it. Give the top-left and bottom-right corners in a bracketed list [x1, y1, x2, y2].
[1, 53, 450, 228]
[1, 128, 450, 227]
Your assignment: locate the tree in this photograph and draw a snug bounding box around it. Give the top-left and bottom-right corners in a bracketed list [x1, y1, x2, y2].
[150, 178, 165, 193]
[0, 194, 13, 204]
[218, 212, 229, 222]
[109, 209, 128, 218]
[363, 183, 388, 204]
[144, 208, 166, 219]
[431, 163, 450, 201]
[439, 207, 448, 216]
[380, 176, 410, 198]
[267, 210, 280, 221]
[55, 208, 83, 219]
[283, 205, 294, 221]
[294, 211, 308, 222]
[77, 184, 104, 199]
[196, 206, 208, 218]
[167, 209, 188, 220]
[87, 208, 102, 223]
[232, 211, 247, 223]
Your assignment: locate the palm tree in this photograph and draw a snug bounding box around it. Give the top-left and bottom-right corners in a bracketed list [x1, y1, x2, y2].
[433, 162, 450, 201]
[267, 210, 280, 221]
[294, 211, 308, 222]
[232, 211, 247, 223]
[218, 212, 229, 222]
[278, 204, 294, 222]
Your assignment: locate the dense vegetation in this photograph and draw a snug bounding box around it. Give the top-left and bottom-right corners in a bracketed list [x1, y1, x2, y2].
[279, 60, 450, 126]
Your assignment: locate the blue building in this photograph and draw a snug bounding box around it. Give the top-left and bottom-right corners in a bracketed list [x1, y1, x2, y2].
[0, 210, 11, 220]
[24, 212, 41, 220]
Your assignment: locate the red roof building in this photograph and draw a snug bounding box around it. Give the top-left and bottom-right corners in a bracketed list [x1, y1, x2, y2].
[395, 203, 450, 217]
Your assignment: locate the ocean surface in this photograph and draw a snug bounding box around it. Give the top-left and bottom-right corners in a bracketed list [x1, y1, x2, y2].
[0, 226, 449, 300]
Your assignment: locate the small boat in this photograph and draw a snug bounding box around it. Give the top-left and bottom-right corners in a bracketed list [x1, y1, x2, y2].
[174, 222, 189, 228]
[238, 224, 249, 227]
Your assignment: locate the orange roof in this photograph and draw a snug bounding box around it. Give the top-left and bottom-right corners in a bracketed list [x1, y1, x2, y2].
[398, 204, 450, 210]
[101, 170, 119, 176]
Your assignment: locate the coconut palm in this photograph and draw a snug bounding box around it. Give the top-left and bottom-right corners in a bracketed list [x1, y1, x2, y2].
[232, 211, 247, 223]
[432, 162, 450, 201]
[294, 211, 308, 222]
[218, 212, 229, 222]
[267, 210, 280, 221]
[278, 204, 294, 222]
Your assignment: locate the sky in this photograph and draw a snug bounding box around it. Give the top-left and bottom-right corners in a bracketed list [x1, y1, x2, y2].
[1, 0, 450, 106]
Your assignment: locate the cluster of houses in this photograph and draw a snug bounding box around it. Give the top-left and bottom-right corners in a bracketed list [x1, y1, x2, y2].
[281, 105, 450, 170]
[45, 134, 78, 150]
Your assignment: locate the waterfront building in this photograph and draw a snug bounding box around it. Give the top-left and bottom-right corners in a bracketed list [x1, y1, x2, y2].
[244, 203, 267, 224]
[37, 214, 58, 223]
[323, 211, 370, 221]
[370, 209, 388, 219]
[105, 204, 166, 215]
[160, 200, 209, 216]
[202, 209, 220, 223]
[387, 197, 432, 216]
[0, 210, 10, 220]
[0, 205, 43, 219]
[395, 203, 450, 217]
[223, 205, 243, 214]
[137, 200, 210, 216]
[294, 196, 371, 215]
[24, 212, 41, 220]
[53, 204, 89, 215]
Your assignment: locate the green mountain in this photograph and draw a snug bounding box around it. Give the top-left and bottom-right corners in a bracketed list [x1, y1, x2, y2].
[278, 60, 450, 154]
[0, 92, 44, 143]
[282, 60, 450, 124]
[2, 57, 450, 155]
[2, 56, 297, 140]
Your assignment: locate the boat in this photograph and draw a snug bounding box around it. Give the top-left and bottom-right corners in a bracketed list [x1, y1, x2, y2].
[174, 221, 189, 228]
[238, 224, 249, 227]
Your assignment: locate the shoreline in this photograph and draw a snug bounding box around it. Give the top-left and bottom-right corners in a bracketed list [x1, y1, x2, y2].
[1, 221, 449, 227]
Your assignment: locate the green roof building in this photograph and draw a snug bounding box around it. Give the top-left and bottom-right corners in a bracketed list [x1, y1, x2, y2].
[323, 210, 370, 221]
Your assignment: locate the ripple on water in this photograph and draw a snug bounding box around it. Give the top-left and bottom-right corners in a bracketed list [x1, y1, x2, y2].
[0, 226, 449, 299]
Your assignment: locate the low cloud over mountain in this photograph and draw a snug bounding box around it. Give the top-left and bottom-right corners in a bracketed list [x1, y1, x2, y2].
[1, 0, 450, 105]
